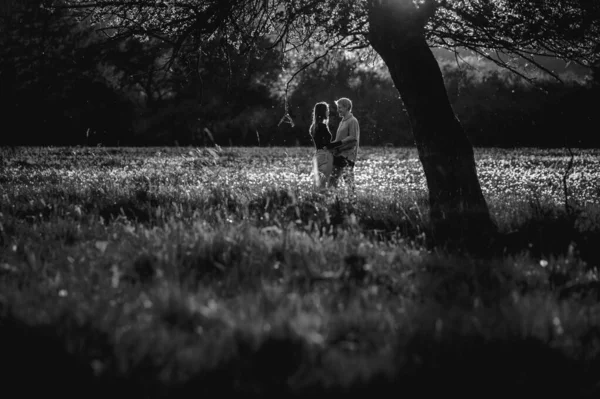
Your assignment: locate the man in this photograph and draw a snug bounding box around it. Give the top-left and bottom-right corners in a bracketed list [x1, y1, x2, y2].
[326, 97, 360, 197]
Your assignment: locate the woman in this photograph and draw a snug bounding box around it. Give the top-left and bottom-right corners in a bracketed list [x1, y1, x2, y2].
[309, 102, 336, 189]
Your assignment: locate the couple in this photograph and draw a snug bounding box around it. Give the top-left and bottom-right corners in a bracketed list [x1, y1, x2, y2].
[310, 97, 359, 195]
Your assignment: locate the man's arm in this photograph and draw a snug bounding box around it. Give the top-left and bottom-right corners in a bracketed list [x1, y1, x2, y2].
[340, 119, 359, 143]
[326, 119, 359, 148]
[325, 118, 360, 151]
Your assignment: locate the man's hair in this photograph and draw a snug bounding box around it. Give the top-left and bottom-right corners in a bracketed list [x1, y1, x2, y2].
[334, 97, 352, 111]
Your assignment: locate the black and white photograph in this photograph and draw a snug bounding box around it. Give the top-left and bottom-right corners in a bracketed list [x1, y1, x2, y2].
[1, 0, 600, 397]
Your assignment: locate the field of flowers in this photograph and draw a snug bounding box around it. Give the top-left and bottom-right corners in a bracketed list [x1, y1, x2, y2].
[1, 145, 600, 397]
[3, 145, 598, 221]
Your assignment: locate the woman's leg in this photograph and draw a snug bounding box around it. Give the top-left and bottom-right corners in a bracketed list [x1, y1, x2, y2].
[316, 151, 333, 189]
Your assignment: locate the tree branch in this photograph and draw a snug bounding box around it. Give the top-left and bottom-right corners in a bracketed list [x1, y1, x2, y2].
[277, 36, 346, 127]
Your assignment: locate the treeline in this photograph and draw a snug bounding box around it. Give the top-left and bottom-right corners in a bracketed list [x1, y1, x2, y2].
[1, 2, 598, 148]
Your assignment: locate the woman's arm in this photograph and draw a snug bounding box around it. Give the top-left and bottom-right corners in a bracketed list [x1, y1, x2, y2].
[326, 119, 359, 149]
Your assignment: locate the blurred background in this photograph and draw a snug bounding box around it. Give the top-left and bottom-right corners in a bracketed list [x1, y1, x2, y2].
[1, 1, 598, 148]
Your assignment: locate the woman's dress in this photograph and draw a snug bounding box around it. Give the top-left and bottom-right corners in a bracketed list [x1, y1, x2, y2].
[311, 122, 333, 189]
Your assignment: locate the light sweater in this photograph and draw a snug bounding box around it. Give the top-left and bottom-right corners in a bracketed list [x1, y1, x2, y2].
[334, 112, 360, 163]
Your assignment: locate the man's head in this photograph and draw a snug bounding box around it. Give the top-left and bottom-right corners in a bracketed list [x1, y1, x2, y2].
[335, 97, 352, 118]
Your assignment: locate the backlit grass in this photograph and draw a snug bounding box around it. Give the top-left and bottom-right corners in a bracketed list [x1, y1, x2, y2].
[1, 145, 600, 397]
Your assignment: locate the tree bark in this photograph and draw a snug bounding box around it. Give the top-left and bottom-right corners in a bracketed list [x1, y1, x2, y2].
[368, 0, 496, 249]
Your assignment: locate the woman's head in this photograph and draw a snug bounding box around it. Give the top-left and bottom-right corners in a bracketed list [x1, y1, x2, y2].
[313, 102, 329, 124]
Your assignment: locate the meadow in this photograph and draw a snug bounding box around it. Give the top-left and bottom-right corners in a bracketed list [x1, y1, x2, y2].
[1, 145, 600, 397]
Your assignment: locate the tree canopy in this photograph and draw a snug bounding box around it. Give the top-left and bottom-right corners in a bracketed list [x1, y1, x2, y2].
[57, 0, 599, 82]
[40, 0, 600, 246]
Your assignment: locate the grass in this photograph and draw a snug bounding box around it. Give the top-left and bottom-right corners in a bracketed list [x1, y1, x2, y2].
[1, 145, 600, 397]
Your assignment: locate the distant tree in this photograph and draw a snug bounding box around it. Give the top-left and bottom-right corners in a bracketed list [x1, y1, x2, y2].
[267, 49, 410, 146]
[0, 0, 134, 145]
[57, 0, 600, 247]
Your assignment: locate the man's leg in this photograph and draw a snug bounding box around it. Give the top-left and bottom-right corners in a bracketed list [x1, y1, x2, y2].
[341, 166, 357, 207]
[329, 156, 344, 188]
[329, 166, 341, 188]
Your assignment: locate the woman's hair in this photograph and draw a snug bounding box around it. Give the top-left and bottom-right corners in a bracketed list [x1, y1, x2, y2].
[309, 102, 329, 136]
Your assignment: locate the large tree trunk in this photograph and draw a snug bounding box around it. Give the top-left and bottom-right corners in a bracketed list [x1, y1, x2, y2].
[368, 1, 496, 249]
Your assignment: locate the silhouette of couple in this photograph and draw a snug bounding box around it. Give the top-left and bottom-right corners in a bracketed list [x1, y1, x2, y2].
[309, 97, 359, 197]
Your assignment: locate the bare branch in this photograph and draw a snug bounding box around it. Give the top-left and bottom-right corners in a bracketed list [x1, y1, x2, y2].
[465, 46, 550, 92]
[278, 36, 346, 127]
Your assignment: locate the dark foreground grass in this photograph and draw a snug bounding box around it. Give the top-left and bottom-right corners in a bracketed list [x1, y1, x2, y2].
[1, 146, 600, 397]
